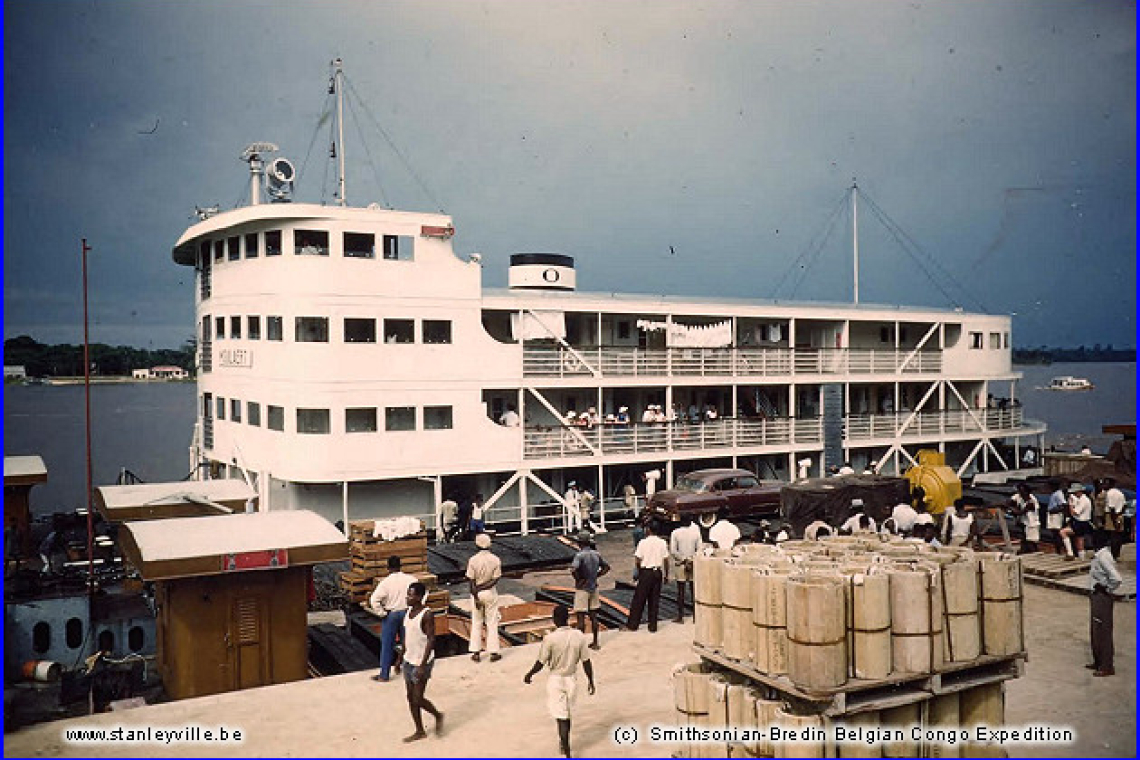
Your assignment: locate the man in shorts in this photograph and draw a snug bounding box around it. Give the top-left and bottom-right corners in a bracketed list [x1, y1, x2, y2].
[524, 604, 597, 759]
[669, 516, 701, 622]
[571, 531, 610, 650]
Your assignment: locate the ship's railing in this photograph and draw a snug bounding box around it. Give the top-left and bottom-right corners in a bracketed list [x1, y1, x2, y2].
[522, 346, 942, 378]
[522, 409, 1026, 459]
[202, 414, 214, 450]
[200, 337, 212, 373]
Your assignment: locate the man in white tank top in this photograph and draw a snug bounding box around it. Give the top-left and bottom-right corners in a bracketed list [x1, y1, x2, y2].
[400, 582, 443, 743]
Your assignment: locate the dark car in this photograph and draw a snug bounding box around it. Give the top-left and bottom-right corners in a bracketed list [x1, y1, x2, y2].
[647, 468, 783, 526]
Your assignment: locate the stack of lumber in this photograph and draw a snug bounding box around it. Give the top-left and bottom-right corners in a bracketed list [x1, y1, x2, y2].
[338, 519, 435, 604]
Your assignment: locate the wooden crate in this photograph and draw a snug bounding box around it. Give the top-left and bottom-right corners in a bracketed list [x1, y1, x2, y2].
[351, 557, 428, 575]
[349, 536, 428, 559]
[348, 520, 425, 543]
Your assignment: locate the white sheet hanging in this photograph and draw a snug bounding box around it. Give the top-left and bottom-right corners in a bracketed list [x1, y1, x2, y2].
[511, 310, 567, 341]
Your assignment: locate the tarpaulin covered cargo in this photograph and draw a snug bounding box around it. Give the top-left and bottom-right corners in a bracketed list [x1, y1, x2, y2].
[779, 475, 912, 536]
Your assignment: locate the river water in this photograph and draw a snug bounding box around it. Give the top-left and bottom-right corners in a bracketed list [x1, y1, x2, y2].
[3, 362, 1134, 516]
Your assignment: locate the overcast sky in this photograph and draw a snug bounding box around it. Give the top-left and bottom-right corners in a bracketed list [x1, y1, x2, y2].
[4, 0, 1135, 349]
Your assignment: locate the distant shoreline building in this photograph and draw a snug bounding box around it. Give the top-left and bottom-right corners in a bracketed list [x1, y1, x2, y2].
[132, 366, 190, 381]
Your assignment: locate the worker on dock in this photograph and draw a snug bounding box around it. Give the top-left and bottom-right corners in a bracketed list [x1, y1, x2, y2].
[627, 521, 669, 632]
[564, 482, 583, 535]
[399, 582, 444, 742]
[1046, 480, 1069, 556]
[367, 555, 417, 682]
[840, 499, 876, 534]
[1103, 478, 1127, 559]
[708, 510, 741, 550]
[1087, 532, 1121, 677]
[941, 499, 980, 547]
[466, 532, 502, 663]
[571, 531, 610, 650]
[1060, 482, 1093, 560]
[523, 604, 596, 759]
[669, 516, 701, 622]
[1009, 483, 1041, 554]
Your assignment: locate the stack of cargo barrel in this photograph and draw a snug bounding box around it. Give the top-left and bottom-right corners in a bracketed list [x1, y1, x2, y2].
[338, 519, 448, 618]
[673, 534, 1025, 758]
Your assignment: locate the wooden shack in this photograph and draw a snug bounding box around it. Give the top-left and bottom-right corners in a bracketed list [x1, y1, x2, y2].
[120, 510, 346, 700]
[4, 455, 47, 559]
[94, 479, 256, 522]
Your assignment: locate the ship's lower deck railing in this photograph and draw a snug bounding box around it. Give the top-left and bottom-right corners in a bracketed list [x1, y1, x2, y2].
[522, 346, 943, 378]
[522, 408, 1033, 459]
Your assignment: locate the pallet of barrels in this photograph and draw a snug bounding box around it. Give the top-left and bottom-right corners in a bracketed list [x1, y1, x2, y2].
[676, 536, 1024, 758]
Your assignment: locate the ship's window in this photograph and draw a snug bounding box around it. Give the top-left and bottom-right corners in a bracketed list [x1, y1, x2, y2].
[265, 230, 282, 256]
[202, 316, 212, 340]
[344, 232, 375, 259]
[297, 408, 330, 434]
[128, 626, 145, 653]
[618, 321, 631, 340]
[295, 229, 329, 256]
[216, 396, 226, 420]
[346, 407, 378, 433]
[1003, 332, 1009, 349]
[969, 332, 983, 349]
[989, 332, 1001, 349]
[97, 630, 115, 654]
[880, 327, 892, 343]
[267, 405, 285, 431]
[244, 232, 259, 258]
[199, 240, 211, 266]
[227, 236, 240, 261]
[215, 316, 225, 339]
[231, 399, 242, 423]
[230, 316, 242, 339]
[66, 617, 83, 649]
[900, 327, 909, 344]
[382, 235, 414, 261]
[214, 239, 224, 262]
[32, 622, 50, 654]
[247, 402, 261, 426]
[344, 318, 377, 343]
[296, 317, 329, 342]
[423, 320, 452, 344]
[267, 316, 283, 341]
[384, 319, 414, 344]
[385, 406, 416, 431]
[248, 316, 261, 340]
[424, 405, 453, 430]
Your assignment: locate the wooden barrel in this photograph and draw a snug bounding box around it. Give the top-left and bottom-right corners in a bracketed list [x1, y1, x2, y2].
[960, 683, 1006, 758]
[673, 663, 711, 760]
[752, 568, 791, 675]
[880, 703, 922, 758]
[979, 554, 1023, 656]
[696, 553, 726, 605]
[786, 575, 848, 690]
[702, 674, 732, 759]
[722, 562, 756, 660]
[695, 599, 725, 649]
[727, 684, 758, 755]
[940, 559, 981, 662]
[835, 710, 882, 758]
[925, 693, 962, 758]
[754, 696, 783, 757]
[848, 571, 892, 680]
[889, 564, 944, 673]
[773, 708, 826, 758]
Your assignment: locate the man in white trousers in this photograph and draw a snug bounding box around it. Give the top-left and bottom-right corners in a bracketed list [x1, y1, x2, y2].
[466, 532, 502, 662]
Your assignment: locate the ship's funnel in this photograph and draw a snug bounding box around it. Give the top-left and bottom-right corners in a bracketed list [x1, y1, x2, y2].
[508, 253, 576, 291]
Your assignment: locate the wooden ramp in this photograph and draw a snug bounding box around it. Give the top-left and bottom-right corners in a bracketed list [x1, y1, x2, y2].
[1020, 552, 1092, 579]
[1024, 570, 1137, 601]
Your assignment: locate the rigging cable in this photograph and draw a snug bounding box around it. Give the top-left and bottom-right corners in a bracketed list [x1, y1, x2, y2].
[789, 196, 850, 300]
[770, 188, 849, 299]
[344, 75, 446, 212]
[297, 92, 335, 202]
[344, 90, 391, 208]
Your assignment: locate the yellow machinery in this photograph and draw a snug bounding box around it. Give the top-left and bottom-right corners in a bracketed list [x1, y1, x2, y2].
[903, 450, 962, 515]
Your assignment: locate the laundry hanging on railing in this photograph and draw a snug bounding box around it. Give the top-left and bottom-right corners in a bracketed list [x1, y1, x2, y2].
[637, 318, 732, 348]
[512, 310, 567, 341]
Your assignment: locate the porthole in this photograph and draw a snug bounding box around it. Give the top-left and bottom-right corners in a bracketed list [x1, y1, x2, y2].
[32, 621, 51, 654]
[66, 617, 83, 649]
[128, 626, 145, 653]
[97, 630, 115, 654]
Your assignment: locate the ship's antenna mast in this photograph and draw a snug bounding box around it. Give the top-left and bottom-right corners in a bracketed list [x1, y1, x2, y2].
[851, 178, 860, 305]
[332, 57, 347, 207]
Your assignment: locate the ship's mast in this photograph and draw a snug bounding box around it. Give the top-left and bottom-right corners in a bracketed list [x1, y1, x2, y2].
[332, 57, 347, 207]
[851, 178, 860, 305]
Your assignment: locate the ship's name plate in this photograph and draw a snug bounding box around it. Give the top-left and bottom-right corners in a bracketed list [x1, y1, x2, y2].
[218, 348, 253, 368]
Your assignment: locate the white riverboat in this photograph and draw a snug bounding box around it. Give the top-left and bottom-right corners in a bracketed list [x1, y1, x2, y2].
[1043, 375, 1095, 391]
[172, 62, 1046, 534]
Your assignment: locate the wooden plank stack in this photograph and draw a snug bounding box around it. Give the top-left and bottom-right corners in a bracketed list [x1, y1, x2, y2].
[338, 519, 443, 609]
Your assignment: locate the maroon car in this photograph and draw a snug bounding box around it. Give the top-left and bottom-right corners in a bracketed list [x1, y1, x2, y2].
[647, 468, 783, 526]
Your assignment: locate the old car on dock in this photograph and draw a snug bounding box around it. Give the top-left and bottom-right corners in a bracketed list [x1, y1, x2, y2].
[647, 468, 783, 526]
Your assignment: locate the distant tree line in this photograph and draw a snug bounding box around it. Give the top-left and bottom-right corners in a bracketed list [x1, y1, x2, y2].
[1013, 345, 1135, 364]
[4, 335, 196, 378]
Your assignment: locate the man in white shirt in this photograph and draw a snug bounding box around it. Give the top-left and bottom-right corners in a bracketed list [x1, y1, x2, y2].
[838, 462, 856, 476]
[1060, 482, 1093, 559]
[709, 512, 741, 550]
[523, 604, 596, 759]
[564, 482, 582, 534]
[942, 499, 978, 547]
[669, 517, 702, 622]
[1046, 480, 1069, 555]
[627, 521, 669, 632]
[1009, 483, 1040, 554]
[498, 404, 520, 427]
[890, 501, 920, 536]
[1088, 532, 1122, 677]
[1104, 478, 1127, 559]
[367, 556, 418, 682]
[466, 532, 503, 663]
[643, 469, 662, 500]
[840, 499, 877, 533]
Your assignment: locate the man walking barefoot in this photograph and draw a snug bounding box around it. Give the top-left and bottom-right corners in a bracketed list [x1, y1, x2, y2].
[399, 582, 443, 742]
[524, 604, 596, 758]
